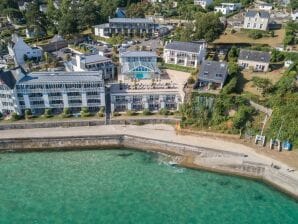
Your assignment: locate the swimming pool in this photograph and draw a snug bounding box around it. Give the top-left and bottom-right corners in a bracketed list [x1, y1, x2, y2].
[135, 73, 150, 79]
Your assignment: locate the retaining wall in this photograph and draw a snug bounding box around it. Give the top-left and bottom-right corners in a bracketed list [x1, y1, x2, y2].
[0, 118, 179, 130]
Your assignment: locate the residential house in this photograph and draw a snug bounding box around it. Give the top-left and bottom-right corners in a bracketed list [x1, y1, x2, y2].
[0, 69, 105, 115]
[194, 60, 228, 90]
[8, 34, 43, 65]
[291, 10, 298, 20]
[94, 18, 158, 38]
[119, 51, 161, 81]
[39, 35, 68, 52]
[243, 10, 270, 31]
[194, 0, 213, 9]
[257, 3, 273, 11]
[163, 41, 206, 68]
[238, 49, 270, 72]
[66, 53, 115, 80]
[214, 3, 241, 15]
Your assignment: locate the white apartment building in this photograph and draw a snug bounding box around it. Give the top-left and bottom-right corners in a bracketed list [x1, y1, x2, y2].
[194, 0, 213, 9]
[65, 53, 115, 80]
[243, 10, 270, 31]
[0, 69, 105, 116]
[110, 80, 181, 113]
[8, 34, 43, 65]
[163, 41, 206, 68]
[94, 18, 158, 38]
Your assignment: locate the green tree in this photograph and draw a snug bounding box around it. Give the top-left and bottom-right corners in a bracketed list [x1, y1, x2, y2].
[194, 13, 224, 42]
[252, 77, 273, 96]
[25, 0, 48, 38]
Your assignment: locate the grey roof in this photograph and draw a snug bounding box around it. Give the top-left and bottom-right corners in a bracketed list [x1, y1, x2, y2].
[80, 54, 111, 64]
[50, 35, 65, 43]
[120, 51, 157, 58]
[198, 60, 228, 84]
[245, 10, 270, 19]
[18, 71, 103, 84]
[94, 23, 109, 29]
[165, 41, 204, 53]
[109, 18, 153, 24]
[0, 67, 26, 89]
[238, 49, 270, 63]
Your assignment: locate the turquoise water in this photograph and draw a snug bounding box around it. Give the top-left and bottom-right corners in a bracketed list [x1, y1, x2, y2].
[135, 73, 150, 79]
[0, 149, 297, 224]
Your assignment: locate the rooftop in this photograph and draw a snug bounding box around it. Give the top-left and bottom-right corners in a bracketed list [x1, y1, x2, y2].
[238, 49, 270, 63]
[121, 61, 161, 75]
[165, 41, 205, 53]
[245, 10, 270, 19]
[198, 60, 228, 84]
[110, 79, 178, 94]
[120, 51, 157, 58]
[79, 54, 111, 64]
[18, 71, 103, 84]
[109, 18, 154, 24]
[0, 67, 25, 89]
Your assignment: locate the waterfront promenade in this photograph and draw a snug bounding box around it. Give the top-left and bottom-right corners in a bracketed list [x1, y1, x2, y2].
[0, 124, 297, 198]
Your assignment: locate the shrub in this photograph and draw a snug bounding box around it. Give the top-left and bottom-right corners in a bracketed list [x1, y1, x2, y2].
[61, 108, 71, 118]
[159, 108, 170, 116]
[0, 112, 3, 119]
[80, 107, 91, 117]
[113, 111, 121, 117]
[25, 109, 33, 120]
[187, 76, 196, 84]
[126, 110, 137, 116]
[142, 109, 152, 116]
[11, 112, 20, 121]
[248, 30, 263, 39]
[97, 112, 104, 117]
[230, 29, 236, 34]
[43, 108, 52, 118]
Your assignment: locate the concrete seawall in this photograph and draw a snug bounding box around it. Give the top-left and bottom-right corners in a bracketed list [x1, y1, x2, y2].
[0, 118, 178, 130]
[0, 134, 297, 200]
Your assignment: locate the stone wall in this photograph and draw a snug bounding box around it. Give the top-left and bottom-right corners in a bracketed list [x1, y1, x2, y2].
[0, 118, 179, 130]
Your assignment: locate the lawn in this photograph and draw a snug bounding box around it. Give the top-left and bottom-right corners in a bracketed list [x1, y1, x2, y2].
[213, 28, 285, 47]
[240, 68, 286, 96]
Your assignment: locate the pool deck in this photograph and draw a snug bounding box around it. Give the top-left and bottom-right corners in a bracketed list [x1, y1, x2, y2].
[0, 124, 297, 199]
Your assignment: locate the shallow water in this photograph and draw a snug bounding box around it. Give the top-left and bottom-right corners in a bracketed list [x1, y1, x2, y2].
[0, 149, 297, 224]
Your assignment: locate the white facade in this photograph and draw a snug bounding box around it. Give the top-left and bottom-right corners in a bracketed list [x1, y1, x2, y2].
[66, 53, 115, 80]
[163, 41, 206, 68]
[291, 11, 298, 20]
[243, 11, 269, 31]
[8, 34, 43, 65]
[194, 0, 213, 9]
[110, 82, 181, 113]
[214, 3, 241, 15]
[0, 70, 105, 116]
[258, 4, 273, 11]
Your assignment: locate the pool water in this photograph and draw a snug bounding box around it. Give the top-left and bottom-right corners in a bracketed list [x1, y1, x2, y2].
[135, 73, 150, 79]
[0, 149, 297, 223]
